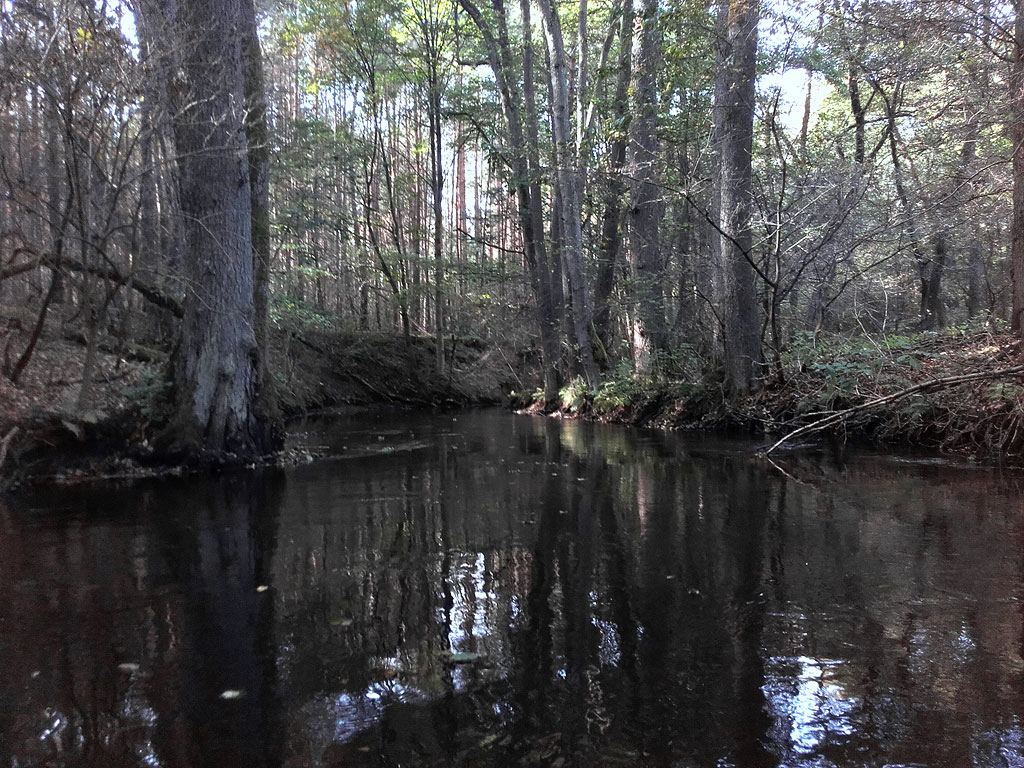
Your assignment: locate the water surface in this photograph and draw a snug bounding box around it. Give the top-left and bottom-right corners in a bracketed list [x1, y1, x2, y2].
[2, 409, 1024, 767]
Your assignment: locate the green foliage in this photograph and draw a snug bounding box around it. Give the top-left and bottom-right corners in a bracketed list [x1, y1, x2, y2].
[559, 377, 590, 413]
[785, 331, 950, 408]
[984, 382, 1024, 406]
[122, 369, 173, 422]
[271, 298, 342, 330]
[593, 361, 645, 412]
[590, 347, 701, 414]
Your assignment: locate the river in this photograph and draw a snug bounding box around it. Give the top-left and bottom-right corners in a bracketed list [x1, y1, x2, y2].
[2, 408, 1024, 767]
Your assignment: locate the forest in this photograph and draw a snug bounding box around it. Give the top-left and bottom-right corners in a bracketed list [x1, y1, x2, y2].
[9, 2, 1024, 763]
[3, 0, 1024, 471]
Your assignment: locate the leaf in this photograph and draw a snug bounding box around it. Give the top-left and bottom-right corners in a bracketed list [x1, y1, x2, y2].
[447, 651, 481, 664]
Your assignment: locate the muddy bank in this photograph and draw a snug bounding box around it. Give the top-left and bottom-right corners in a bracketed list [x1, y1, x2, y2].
[532, 329, 1024, 462]
[269, 328, 510, 415]
[0, 322, 513, 489]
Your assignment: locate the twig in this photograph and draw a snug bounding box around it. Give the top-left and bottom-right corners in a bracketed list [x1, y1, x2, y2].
[762, 365, 1024, 456]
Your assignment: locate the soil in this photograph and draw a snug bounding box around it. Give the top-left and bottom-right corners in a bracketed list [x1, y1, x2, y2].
[0, 313, 514, 489]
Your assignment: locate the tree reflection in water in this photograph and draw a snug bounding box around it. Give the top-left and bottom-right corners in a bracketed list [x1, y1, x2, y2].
[3, 410, 1024, 767]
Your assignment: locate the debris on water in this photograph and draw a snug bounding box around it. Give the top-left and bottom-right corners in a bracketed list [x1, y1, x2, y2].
[441, 651, 481, 664]
[256, 585, 269, 593]
[219, 689, 244, 700]
[117, 663, 140, 673]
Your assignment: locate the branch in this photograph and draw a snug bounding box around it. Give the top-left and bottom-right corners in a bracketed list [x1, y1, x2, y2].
[50, 256, 183, 318]
[0, 251, 42, 282]
[0, 241, 183, 318]
[0, 427, 19, 476]
[761, 365, 1024, 456]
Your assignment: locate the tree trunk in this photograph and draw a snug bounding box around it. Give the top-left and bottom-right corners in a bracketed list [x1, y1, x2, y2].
[429, 75, 445, 372]
[711, 0, 763, 394]
[538, 0, 600, 389]
[919, 233, 946, 330]
[459, 0, 563, 404]
[592, 0, 633, 363]
[240, 0, 279, 430]
[163, 0, 274, 459]
[519, 0, 563, 402]
[1011, 2, 1024, 334]
[848, 61, 866, 165]
[627, 0, 664, 373]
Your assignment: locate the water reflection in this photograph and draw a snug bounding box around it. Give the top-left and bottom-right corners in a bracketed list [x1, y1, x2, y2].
[3, 410, 1024, 766]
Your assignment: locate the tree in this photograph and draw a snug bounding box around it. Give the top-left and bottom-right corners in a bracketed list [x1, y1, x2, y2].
[1012, 0, 1024, 335]
[711, 0, 762, 394]
[627, 0, 665, 373]
[538, 0, 601, 390]
[161, 0, 277, 459]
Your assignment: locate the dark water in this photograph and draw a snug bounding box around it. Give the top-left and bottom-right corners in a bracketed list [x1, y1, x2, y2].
[3, 410, 1024, 767]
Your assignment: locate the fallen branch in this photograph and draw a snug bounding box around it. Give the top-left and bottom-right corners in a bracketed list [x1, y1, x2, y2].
[62, 329, 167, 364]
[762, 364, 1024, 456]
[0, 426, 19, 474]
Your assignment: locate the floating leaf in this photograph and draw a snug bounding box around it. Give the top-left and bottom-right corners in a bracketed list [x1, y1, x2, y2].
[448, 652, 481, 664]
[220, 689, 244, 700]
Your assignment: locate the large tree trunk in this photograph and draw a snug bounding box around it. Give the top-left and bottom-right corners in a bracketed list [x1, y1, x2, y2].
[538, 0, 600, 390]
[711, 0, 763, 394]
[163, 0, 275, 459]
[459, 0, 563, 404]
[919, 233, 946, 330]
[592, 0, 633, 364]
[429, 74, 445, 372]
[627, 0, 664, 374]
[240, 0, 281, 431]
[1012, 3, 1024, 335]
[519, 0, 563, 402]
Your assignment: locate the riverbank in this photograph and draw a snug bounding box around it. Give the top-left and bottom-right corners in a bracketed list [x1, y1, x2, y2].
[2, 318, 1021, 488]
[0, 316, 512, 489]
[541, 327, 1024, 462]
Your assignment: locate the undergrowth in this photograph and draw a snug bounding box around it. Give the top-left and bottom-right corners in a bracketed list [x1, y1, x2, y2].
[527, 326, 1024, 461]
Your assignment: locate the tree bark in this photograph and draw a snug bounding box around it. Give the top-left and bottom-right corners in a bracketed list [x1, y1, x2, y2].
[848, 61, 866, 165]
[711, 0, 763, 394]
[538, 0, 600, 389]
[163, 0, 275, 459]
[459, 0, 563, 404]
[627, 0, 664, 373]
[592, 0, 633, 362]
[1012, 2, 1024, 335]
[519, 0, 563, 401]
